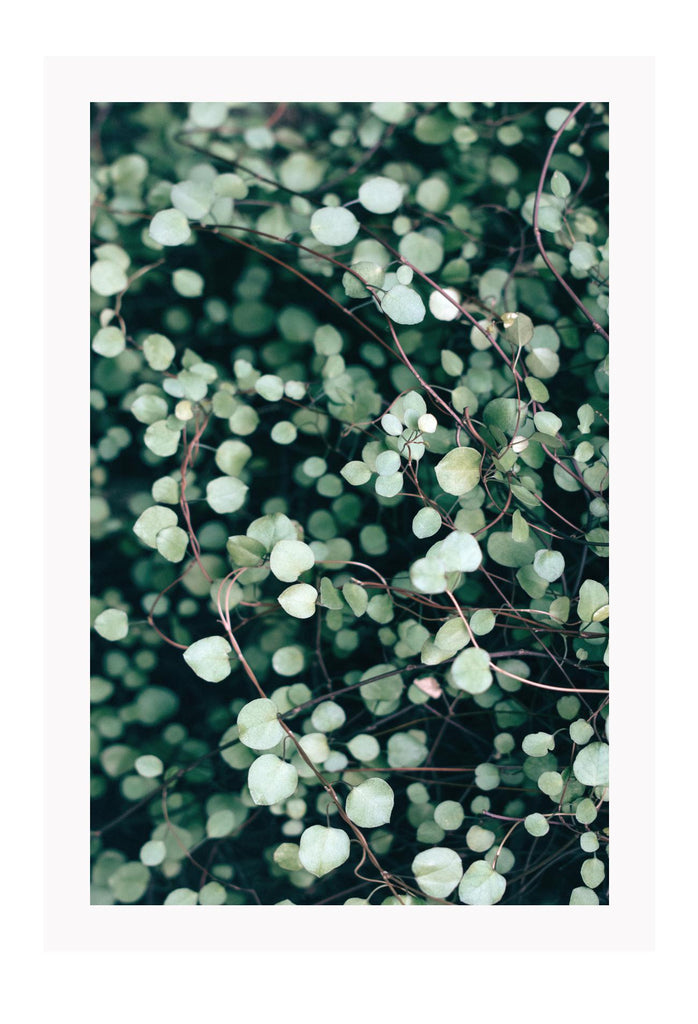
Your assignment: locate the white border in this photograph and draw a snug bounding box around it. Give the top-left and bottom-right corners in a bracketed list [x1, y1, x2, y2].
[45, 56, 652, 954]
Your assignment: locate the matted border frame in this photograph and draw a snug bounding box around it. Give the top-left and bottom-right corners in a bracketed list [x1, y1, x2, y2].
[46, 55, 653, 952]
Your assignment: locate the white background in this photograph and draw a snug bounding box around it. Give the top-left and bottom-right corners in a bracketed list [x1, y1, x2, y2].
[3, 6, 692, 1018]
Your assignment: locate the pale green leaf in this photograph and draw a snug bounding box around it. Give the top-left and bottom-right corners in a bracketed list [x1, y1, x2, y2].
[298, 825, 350, 877]
[247, 754, 298, 805]
[412, 847, 463, 898]
[434, 446, 481, 496]
[183, 635, 233, 683]
[346, 778, 394, 827]
[237, 698, 284, 750]
[149, 208, 191, 246]
[94, 608, 129, 642]
[458, 860, 506, 905]
[269, 539, 315, 583]
[278, 583, 318, 619]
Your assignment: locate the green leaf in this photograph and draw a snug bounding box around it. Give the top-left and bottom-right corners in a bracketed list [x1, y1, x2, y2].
[269, 539, 315, 583]
[278, 583, 318, 619]
[340, 461, 371, 486]
[578, 579, 609, 623]
[409, 556, 449, 595]
[108, 862, 150, 904]
[465, 826, 496, 852]
[310, 206, 359, 246]
[580, 857, 605, 888]
[412, 507, 442, 539]
[94, 608, 129, 641]
[533, 549, 565, 582]
[412, 847, 463, 899]
[346, 778, 395, 827]
[436, 530, 483, 572]
[434, 801, 465, 831]
[522, 732, 555, 757]
[360, 664, 404, 716]
[501, 311, 534, 347]
[570, 719, 594, 746]
[172, 269, 204, 297]
[343, 582, 368, 617]
[155, 525, 189, 562]
[533, 410, 562, 436]
[226, 535, 266, 567]
[551, 170, 571, 198]
[570, 242, 599, 271]
[387, 731, 428, 767]
[237, 698, 284, 750]
[164, 888, 198, 906]
[458, 860, 506, 905]
[569, 886, 599, 905]
[319, 576, 344, 611]
[399, 231, 444, 273]
[183, 635, 233, 683]
[133, 505, 178, 548]
[347, 734, 380, 762]
[524, 377, 550, 403]
[298, 825, 351, 877]
[434, 446, 481, 496]
[358, 176, 404, 214]
[144, 420, 182, 457]
[487, 529, 542, 568]
[215, 439, 252, 476]
[452, 647, 492, 694]
[524, 813, 550, 837]
[577, 404, 595, 433]
[470, 609, 495, 636]
[134, 754, 163, 778]
[149, 208, 192, 246]
[572, 742, 609, 787]
[91, 261, 128, 297]
[247, 754, 298, 805]
[574, 798, 598, 825]
[255, 373, 285, 402]
[550, 596, 571, 622]
[310, 701, 346, 733]
[206, 476, 249, 514]
[143, 333, 176, 372]
[271, 645, 305, 677]
[511, 510, 529, 543]
[380, 284, 426, 325]
[92, 326, 126, 358]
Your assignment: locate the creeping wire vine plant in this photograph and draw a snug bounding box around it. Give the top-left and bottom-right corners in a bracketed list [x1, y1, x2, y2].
[90, 100, 609, 907]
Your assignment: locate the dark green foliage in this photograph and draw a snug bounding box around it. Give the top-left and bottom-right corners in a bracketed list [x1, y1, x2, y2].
[91, 101, 609, 906]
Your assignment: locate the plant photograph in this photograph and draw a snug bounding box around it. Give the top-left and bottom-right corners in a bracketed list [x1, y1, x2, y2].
[90, 99, 610, 907]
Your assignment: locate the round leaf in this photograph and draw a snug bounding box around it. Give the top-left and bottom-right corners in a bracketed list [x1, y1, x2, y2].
[183, 636, 233, 683]
[380, 284, 426, 325]
[412, 847, 463, 899]
[206, 476, 249, 514]
[412, 507, 442, 539]
[572, 742, 609, 787]
[435, 446, 481, 496]
[358, 176, 404, 214]
[310, 206, 359, 246]
[237, 698, 284, 750]
[345, 778, 394, 828]
[298, 825, 351, 877]
[149, 208, 192, 246]
[269, 539, 315, 583]
[94, 608, 128, 642]
[247, 754, 299, 806]
[278, 583, 318, 619]
[458, 860, 506, 905]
